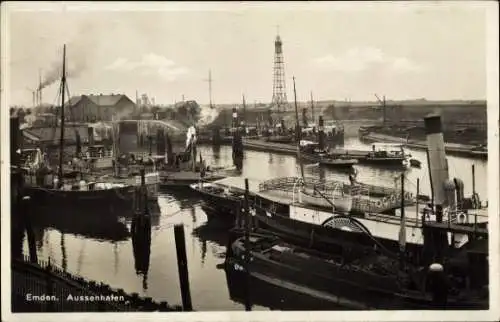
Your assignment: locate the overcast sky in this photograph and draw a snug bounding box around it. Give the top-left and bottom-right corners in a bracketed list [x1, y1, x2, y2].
[5, 2, 489, 107]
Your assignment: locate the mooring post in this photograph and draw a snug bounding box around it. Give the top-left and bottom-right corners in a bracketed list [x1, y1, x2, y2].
[471, 164, 476, 195]
[22, 196, 38, 263]
[174, 224, 193, 311]
[416, 178, 420, 227]
[244, 178, 252, 311]
[399, 173, 405, 269]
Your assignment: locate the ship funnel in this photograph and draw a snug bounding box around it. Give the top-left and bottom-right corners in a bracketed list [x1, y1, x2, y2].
[453, 178, 465, 209]
[443, 179, 456, 210]
[424, 115, 449, 206]
[318, 115, 325, 150]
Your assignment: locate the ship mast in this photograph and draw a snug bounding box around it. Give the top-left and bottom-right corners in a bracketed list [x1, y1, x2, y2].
[293, 77, 304, 179]
[310, 91, 315, 125]
[57, 44, 67, 187]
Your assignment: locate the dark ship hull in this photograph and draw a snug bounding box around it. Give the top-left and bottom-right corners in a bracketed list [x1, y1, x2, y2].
[226, 235, 488, 310]
[24, 185, 134, 211]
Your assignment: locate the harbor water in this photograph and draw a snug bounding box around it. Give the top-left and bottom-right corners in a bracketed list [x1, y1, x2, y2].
[20, 138, 488, 311]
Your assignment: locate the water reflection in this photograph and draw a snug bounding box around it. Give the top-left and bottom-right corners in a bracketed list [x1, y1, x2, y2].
[32, 207, 131, 243]
[20, 139, 487, 311]
[212, 145, 221, 161]
[131, 215, 152, 292]
[224, 269, 350, 311]
[61, 233, 67, 272]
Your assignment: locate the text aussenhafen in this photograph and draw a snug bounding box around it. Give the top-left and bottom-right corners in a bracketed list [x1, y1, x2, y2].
[66, 294, 125, 302]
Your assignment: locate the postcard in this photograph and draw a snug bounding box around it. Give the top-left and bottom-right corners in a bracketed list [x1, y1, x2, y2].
[1, 1, 498, 321]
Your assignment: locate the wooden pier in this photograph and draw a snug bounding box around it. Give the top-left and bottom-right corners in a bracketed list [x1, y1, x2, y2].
[231, 137, 487, 160]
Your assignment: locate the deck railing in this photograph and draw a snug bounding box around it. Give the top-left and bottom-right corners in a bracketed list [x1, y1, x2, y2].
[258, 176, 418, 213]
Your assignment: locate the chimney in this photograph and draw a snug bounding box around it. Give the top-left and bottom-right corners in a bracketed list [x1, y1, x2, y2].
[424, 115, 449, 206]
[318, 115, 325, 150]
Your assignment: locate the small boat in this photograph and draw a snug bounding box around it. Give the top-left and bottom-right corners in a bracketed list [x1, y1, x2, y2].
[226, 234, 488, 310]
[299, 140, 357, 169]
[361, 143, 410, 167]
[189, 181, 246, 221]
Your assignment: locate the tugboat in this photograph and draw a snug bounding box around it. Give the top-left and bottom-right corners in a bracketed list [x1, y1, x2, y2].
[226, 233, 488, 309]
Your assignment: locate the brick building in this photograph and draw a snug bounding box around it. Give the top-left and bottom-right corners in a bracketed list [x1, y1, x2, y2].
[66, 94, 136, 122]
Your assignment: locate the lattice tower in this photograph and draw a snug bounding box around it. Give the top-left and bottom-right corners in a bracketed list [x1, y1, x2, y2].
[272, 33, 288, 113]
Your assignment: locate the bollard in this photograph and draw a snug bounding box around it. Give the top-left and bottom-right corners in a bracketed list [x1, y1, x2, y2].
[174, 224, 193, 311]
[244, 178, 252, 311]
[428, 263, 448, 308]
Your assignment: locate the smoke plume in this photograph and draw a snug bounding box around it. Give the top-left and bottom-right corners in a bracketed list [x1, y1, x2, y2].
[196, 104, 220, 126]
[38, 21, 98, 91]
[186, 126, 197, 148]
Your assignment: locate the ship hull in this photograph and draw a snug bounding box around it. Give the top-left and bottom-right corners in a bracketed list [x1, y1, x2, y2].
[253, 205, 425, 260]
[226, 237, 487, 310]
[24, 185, 134, 211]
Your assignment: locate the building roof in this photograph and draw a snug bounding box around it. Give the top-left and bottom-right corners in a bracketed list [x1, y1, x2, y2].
[23, 126, 89, 143]
[67, 94, 131, 107]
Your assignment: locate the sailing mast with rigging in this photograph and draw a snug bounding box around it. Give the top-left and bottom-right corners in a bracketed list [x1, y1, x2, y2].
[57, 45, 67, 188]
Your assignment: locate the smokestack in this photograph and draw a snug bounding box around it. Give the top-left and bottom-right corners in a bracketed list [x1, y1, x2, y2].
[424, 115, 449, 206]
[318, 115, 325, 150]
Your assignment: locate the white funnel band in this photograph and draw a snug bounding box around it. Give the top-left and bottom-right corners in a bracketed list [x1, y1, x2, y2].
[426, 132, 449, 206]
[424, 115, 449, 206]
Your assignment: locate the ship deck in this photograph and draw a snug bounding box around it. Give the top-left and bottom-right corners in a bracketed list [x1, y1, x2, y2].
[210, 176, 489, 225]
[211, 176, 407, 214]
